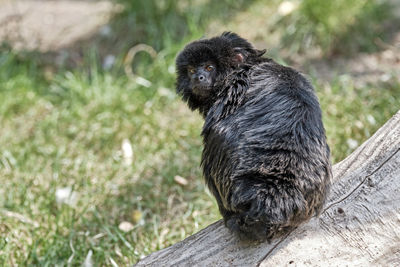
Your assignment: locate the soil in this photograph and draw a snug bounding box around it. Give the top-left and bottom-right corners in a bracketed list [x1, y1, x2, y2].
[0, 0, 115, 51]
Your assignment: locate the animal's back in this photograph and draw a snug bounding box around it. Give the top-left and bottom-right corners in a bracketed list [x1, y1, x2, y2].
[202, 61, 331, 240]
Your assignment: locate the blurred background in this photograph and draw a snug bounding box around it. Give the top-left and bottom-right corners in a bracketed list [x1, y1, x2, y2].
[0, 0, 399, 265]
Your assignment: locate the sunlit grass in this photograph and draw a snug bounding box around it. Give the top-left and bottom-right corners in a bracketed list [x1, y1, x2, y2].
[2, 44, 399, 265]
[1, 0, 399, 265]
[316, 76, 400, 162]
[0, 49, 220, 265]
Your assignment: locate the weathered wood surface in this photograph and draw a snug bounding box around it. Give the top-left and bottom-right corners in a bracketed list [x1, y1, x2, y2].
[135, 111, 400, 267]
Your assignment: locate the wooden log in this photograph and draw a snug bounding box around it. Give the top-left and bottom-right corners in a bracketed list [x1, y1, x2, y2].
[135, 110, 400, 267]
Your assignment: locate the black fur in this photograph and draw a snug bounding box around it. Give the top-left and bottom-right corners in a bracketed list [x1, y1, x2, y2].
[175, 32, 332, 242]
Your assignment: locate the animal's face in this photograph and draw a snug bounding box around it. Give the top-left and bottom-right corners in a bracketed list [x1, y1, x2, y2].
[175, 42, 230, 101]
[186, 61, 217, 97]
[175, 32, 264, 113]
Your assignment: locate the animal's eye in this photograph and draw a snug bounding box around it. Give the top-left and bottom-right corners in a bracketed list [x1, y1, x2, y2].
[188, 67, 196, 74]
[205, 65, 214, 72]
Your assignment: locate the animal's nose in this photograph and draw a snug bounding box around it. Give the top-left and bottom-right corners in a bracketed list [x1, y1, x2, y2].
[198, 75, 205, 81]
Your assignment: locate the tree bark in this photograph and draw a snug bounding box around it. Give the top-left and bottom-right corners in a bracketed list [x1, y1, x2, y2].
[135, 110, 400, 267]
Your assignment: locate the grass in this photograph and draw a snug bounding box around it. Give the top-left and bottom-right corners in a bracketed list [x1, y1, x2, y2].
[318, 77, 400, 162]
[278, 0, 394, 55]
[1, 0, 400, 265]
[0, 48, 220, 265]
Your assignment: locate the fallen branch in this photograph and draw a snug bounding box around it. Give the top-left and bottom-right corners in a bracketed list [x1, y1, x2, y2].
[135, 110, 400, 267]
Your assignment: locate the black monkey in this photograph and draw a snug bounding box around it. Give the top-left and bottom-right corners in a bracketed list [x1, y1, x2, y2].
[175, 32, 332, 242]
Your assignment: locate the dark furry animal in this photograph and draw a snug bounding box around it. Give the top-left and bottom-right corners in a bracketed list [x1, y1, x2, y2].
[175, 32, 332, 242]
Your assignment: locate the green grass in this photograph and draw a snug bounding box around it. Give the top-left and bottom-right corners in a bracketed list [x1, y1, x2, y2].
[278, 0, 393, 55]
[1, 0, 400, 265]
[317, 77, 400, 162]
[0, 48, 221, 265]
[2, 46, 399, 267]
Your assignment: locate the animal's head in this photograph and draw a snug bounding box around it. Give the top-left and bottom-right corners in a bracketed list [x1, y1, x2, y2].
[175, 32, 265, 113]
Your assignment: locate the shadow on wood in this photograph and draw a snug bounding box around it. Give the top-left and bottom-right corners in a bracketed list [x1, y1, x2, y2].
[135, 110, 400, 267]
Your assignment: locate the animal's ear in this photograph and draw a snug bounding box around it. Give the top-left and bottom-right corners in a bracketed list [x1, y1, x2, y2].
[222, 32, 266, 62]
[233, 48, 245, 64]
